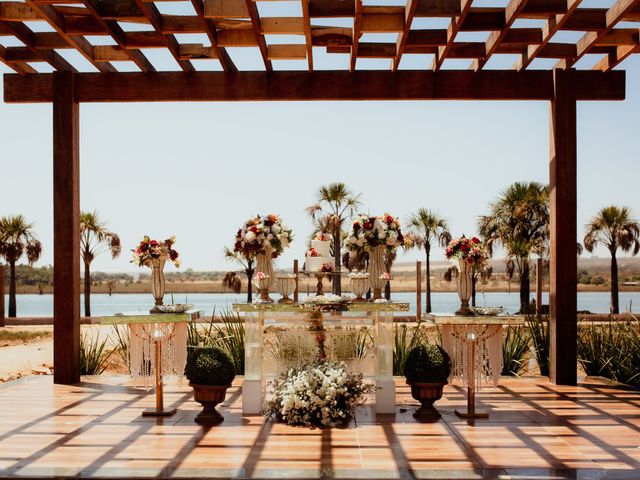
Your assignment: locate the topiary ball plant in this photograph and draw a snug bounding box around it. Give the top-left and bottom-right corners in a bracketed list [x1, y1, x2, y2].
[403, 344, 451, 384]
[185, 345, 236, 386]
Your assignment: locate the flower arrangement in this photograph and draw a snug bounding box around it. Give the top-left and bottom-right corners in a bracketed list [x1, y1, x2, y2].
[320, 263, 335, 273]
[306, 247, 319, 257]
[344, 213, 404, 253]
[266, 361, 372, 427]
[445, 236, 486, 265]
[131, 236, 180, 267]
[379, 272, 392, 281]
[314, 232, 331, 241]
[255, 271, 269, 287]
[233, 214, 293, 259]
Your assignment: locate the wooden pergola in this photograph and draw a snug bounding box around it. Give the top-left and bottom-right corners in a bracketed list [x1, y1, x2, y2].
[2, 0, 637, 386]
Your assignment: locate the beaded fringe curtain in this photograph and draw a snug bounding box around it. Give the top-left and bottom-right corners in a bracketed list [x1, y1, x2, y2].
[441, 325, 503, 389]
[129, 322, 188, 390]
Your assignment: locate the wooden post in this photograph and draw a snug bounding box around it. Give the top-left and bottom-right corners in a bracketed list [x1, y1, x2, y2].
[53, 71, 81, 384]
[416, 261, 422, 321]
[0, 264, 5, 327]
[536, 258, 543, 315]
[293, 259, 299, 303]
[549, 68, 577, 386]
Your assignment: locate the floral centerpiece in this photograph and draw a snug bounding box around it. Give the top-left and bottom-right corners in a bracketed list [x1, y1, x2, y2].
[266, 361, 372, 427]
[131, 236, 180, 312]
[344, 214, 403, 300]
[445, 236, 486, 316]
[234, 214, 293, 302]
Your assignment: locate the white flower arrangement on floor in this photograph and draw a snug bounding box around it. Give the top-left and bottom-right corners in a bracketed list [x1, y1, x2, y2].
[266, 361, 372, 427]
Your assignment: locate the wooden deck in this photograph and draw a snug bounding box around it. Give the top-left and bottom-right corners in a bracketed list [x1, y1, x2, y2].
[0, 376, 638, 479]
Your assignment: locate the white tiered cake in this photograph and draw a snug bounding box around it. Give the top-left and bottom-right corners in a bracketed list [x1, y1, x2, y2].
[305, 236, 335, 272]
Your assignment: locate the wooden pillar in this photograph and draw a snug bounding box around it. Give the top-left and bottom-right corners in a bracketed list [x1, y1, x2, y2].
[53, 71, 81, 384]
[0, 264, 5, 327]
[293, 259, 299, 303]
[549, 68, 577, 386]
[536, 258, 543, 315]
[416, 261, 422, 321]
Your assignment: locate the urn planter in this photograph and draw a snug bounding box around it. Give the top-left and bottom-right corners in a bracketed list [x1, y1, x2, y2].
[407, 381, 447, 418]
[190, 384, 230, 425]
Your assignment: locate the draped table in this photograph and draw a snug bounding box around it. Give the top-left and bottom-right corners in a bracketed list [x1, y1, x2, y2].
[102, 310, 202, 417]
[427, 314, 524, 418]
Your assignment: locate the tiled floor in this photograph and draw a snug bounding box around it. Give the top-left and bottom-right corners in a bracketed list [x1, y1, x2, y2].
[0, 376, 638, 479]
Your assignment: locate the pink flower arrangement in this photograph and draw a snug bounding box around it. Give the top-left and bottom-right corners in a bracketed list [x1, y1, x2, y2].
[131, 236, 180, 268]
[445, 236, 485, 265]
[306, 247, 319, 257]
[379, 272, 392, 281]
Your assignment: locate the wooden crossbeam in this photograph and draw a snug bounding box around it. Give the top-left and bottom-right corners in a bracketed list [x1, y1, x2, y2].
[414, 0, 460, 17]
[393, 0, 418, 71]
[472, 0, 529, 71]
[161, 15, 202, 33]
[189, 0, 236, 72]
[27, 1, 116, 72]
[0, 44, 35, 74]
[267, 44, 306, 60]
[301, 0, 313, 70]
[2, 20, 77, 71]
[593, 34, 640, 70]
[515, 0, 582, 70]
[80, 0, 155, 72]
[309, 0, 354, 17]
[261, 18, 304, 35]
[4, 70, 625, 103]
[557, 0, 640, 69]
[244, 0, 271, 70]
[350, 0, 363, 71]
[433, 0, 474, 70]
[133, 0, 195, 71]
[0, 2, 40, 21]
[459, 8, 505, 31]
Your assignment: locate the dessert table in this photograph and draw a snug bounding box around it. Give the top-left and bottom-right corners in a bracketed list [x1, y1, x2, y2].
[233, 302, 409, 415]
[102, 309, 202, 417]
[427, 314, 524, 418]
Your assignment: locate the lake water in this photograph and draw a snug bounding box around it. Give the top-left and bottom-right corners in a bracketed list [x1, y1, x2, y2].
[3, 291, 639, 318]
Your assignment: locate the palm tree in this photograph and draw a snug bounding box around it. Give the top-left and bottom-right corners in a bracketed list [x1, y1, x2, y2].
[406, 209, 451, 313]
[306, 182, 362, 295]
[224, 247, 255, 303]
[80, 211, 121, 317]
[478, 182, 549, 313]
[584, 206, 640, 314]
[0, 215, 42, 318]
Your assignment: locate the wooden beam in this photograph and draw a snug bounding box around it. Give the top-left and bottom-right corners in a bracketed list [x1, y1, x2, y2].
[516, 0, 582, 70]
[267, 44, 306, 60]
[4, 70, 625, 103]
[0, 2, 39, 21]
[52, 71, 81, 385]
[593, 43, 640, 70]
[415, 0, 460, 17]
[416, 260, 422, 321]
[27, 1, 116, 72]
[301, 0, 313, 71]
[433, 0, 474, 70]
[309, 0, 354, 17]
[3, 21, 77, 71]
[361, 13, 403, 32]
[549, 68, 577, 386]
[472, 0, 529, 71]
[244, 0, 271, 70]
[190, 0, 237, 72]
[557, 0, 640, 68]
[34, 32, 71, 49]
[203, 0, 249, 18]
[260, 17, 304, 35]
[351, 0, 363, 71]
[393, 0, 418, 71]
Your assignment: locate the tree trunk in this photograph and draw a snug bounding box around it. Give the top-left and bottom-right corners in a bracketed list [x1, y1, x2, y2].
[425, 245, 431, 314]
[610, 250, 619, 314]
[471, 273, 477, 307]
[246, 266, 253, 304]
[333, 228, 341, 295]
[84, 260, 91, 317]
[384, 261, 391, 300]
[519, 260, 531, 313]
[8, 260, 16, 318]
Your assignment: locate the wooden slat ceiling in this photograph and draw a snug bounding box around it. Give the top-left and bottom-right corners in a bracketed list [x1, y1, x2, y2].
[0, 0, 639, 74]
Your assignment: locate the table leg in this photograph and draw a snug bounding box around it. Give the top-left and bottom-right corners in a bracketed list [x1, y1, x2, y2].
[143, 339, 177, 417]
[455, 335, 489, 419]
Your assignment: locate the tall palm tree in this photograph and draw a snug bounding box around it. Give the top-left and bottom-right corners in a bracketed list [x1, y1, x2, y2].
[478, 182, 549, 313]
[224, 247, 255, 303]
[584, 206, 640, 314]
[80, 211, 121, 317]
[406, 209, 451, 313]
[306, 182, 362, 295]
[0, 215, 42, 318]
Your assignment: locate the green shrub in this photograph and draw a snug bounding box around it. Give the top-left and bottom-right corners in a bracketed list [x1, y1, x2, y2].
[80, 331, 114, 375]
[188, 309, 245, 375]
[502, 326, 530, 376]
[403, 344, 451, 384]
[184, 345, 235, 386]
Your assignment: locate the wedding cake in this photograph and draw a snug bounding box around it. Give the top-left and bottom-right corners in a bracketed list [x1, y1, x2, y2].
[305, 234, 335, 272]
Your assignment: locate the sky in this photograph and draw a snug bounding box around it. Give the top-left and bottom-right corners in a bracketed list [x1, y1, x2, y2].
[1, 12, 640, 274]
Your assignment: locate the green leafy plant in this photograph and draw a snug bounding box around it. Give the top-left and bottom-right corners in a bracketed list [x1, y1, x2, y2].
[393, 321, 426, 375]
[502, 326, 530, 376]
[80, 331, 114, 375]
[213, 310, 245, 375]
[403, 343, 451, 384]
[184, 345, 235, 386]
[110, 324, 130, 368]
[526, 313, 549, 376]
